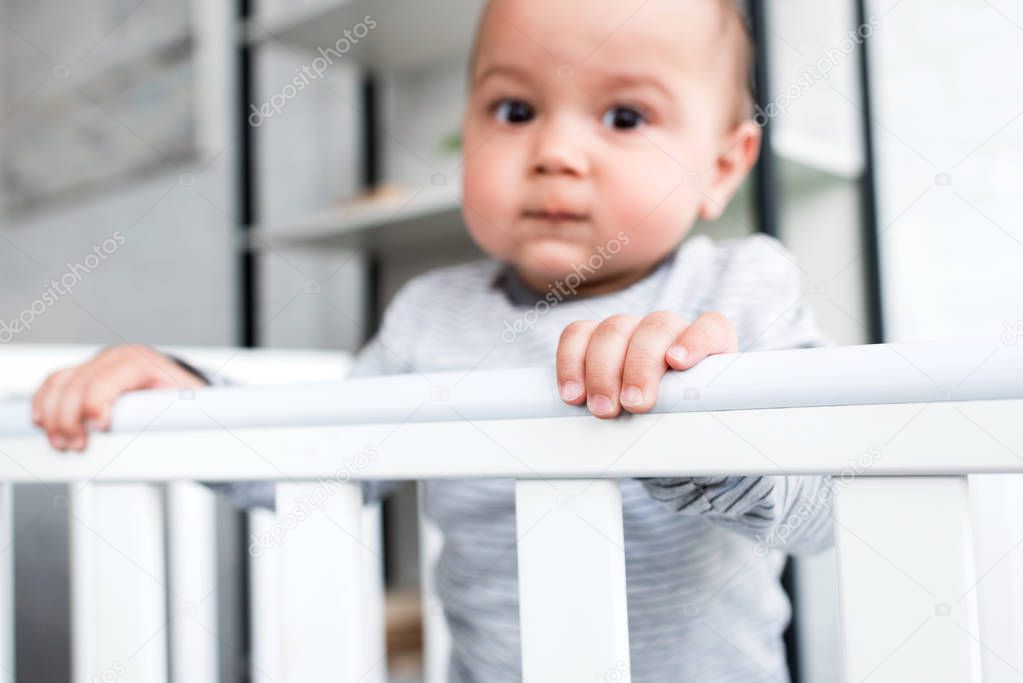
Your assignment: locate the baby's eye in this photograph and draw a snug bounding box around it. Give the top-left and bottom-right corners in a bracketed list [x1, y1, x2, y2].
[602, 105, 646, 130]
[492, 98, 535, 125]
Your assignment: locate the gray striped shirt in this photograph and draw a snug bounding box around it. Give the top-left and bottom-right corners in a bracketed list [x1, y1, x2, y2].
[357, 232, 835, 682]
[216, 233, 834, 682]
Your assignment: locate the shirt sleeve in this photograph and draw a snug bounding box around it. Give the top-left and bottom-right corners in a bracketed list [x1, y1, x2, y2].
[638, 235, 835, 556]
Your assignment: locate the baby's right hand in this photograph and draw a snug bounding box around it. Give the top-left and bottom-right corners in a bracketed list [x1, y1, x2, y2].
[31, 344, 207, 452]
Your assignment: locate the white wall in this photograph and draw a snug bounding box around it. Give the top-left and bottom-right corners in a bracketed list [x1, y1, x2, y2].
[0, 168, 237, 346]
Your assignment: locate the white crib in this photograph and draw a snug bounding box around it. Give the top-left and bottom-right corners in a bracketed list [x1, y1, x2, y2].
[0, 341, 1021, 683]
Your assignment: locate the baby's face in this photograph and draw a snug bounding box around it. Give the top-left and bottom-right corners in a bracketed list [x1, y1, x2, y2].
[461, 0, 758, 293]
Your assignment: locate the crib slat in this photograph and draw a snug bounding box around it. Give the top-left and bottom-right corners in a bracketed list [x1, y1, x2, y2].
[70, 483, 169, 683]
[70, 483, 98, 683]
[249, 507, 284, 683]
[834, 476, 982, 682]
[166, 481, 218, 683]
[361, 502, 387, 682]
[968, 474, 1023, 680]
[516, 479, 631, 683]
[275, 481, 383, 683]
[418, 482, 451, 683]
[251, 499, 385, 683]
[0, 483, 14, 683]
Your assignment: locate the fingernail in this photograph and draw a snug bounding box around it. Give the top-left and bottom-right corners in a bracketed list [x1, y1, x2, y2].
[31, 410, 41, 424]
[621, 386, 643, 407]
[667, 345, 688, 364]
[588, 394, 614, 415]
[52, 436, 67, 450]
[559, 381, 583, 401]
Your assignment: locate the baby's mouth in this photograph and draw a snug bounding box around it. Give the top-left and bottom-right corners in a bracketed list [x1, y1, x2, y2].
[523, 209, 589, 222]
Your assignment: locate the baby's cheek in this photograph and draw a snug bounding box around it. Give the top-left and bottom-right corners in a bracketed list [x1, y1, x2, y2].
[606, 162, 697, 242]
[461, 158, 519, 258]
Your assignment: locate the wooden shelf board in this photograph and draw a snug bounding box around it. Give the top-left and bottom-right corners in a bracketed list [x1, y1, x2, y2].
[252, 184, 469, 253]
[773, 131, 865, 181]
[247, 0, 483, 72]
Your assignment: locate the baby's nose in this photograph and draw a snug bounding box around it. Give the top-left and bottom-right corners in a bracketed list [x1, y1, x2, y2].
[533, 153, 586, 176]
[531, 119, 589, 176]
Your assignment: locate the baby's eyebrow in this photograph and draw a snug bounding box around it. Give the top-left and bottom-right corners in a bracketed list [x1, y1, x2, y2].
[594, 71, 674, 101]
[473, 63, 674, 103]
[473, 63, 533, 87]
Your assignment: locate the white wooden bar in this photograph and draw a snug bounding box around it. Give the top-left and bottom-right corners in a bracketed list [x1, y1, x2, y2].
[968, 475, 1023, 681]
[249, 502, 386, 683]
[70, 483, 169, 683]
[69, 482, 99, 683]
[1, 398, 1022, 482]
[4, 342, 1023, 437]
[361, 502, 387, 683]
[418, 482, 451, 683]
[248, 507, 284, 683]
[516, 479, 632, 683]
[166, 481, 219, 683]
[274, 481, 379, 683]
[834, 477, 983, 682]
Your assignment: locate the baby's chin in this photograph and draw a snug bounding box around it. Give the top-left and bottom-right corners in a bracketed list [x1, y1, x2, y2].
[501, 238, 639, 289]
[509, 238, 613, 274]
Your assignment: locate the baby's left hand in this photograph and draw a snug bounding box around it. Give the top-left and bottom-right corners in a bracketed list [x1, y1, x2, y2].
[556, 311, 737, 418]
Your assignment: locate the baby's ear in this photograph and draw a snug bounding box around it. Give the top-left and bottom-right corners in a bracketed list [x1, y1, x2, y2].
[697, 120, 762, 221]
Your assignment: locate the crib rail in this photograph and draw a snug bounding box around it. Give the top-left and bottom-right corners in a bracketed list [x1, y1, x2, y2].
[0, 342, 1021, 682]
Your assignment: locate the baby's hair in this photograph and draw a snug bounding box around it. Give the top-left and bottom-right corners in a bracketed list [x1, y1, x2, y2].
[720, 0, 757, 125]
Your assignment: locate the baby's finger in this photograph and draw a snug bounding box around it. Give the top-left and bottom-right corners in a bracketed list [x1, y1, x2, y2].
[666, 311, 737, 371]
[38, 369, 75, 449]
[54, 377, 91, 451]
[32, 369, 65, 426]
[620, 311, 690, 413]
[584, 315, 641, 418]
[556, 320, 598, 404]
[53, 357, 118, 451]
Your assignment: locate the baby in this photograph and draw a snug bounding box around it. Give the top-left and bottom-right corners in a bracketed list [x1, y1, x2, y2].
[33, 0, 832, 680]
